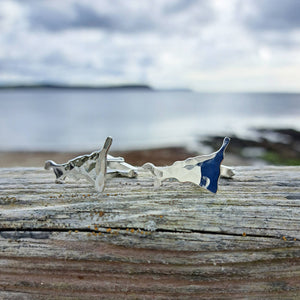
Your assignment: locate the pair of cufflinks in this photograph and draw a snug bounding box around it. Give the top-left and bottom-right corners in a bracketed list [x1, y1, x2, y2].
[45, 136, 234, 194]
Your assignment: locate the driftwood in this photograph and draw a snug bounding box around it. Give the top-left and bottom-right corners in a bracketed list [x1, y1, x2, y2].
[0, 166, 299, 299]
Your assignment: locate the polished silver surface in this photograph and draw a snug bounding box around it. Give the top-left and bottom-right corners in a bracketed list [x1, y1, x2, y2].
[143, 137, 233, 193]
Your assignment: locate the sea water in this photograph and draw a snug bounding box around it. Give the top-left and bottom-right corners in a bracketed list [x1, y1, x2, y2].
[0, 89, 299, 151]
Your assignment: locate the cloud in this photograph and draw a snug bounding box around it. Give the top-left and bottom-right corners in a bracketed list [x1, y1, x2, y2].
[28, 2, 154, 33]
[240, 0, 300, 31]
[237, 0, 300, 56]
[25, 0, 214, 34]
[28, 5, 74, 32]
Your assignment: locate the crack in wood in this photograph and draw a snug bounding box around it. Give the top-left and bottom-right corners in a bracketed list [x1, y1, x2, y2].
[0, 227, 284, 240]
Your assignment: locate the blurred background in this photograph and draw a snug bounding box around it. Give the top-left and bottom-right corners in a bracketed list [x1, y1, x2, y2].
[0, 0, 299, 167]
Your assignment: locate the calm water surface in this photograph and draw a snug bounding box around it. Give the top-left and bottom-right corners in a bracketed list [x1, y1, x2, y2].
[0, 89, 299, 151]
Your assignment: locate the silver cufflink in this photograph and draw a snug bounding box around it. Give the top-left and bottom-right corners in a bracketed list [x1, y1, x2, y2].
[143, 137, 233, 193]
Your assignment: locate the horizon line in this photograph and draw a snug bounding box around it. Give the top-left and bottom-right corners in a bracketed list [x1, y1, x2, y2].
[0, 83, 299, 94]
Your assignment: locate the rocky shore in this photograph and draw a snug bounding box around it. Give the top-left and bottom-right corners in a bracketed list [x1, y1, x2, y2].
[201, 128, 300, 166]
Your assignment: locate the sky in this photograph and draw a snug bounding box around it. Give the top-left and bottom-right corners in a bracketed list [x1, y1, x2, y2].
[0, 0, 300, 92]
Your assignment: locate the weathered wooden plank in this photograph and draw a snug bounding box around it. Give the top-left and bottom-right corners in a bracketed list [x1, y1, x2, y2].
[0, 166, 299, 299]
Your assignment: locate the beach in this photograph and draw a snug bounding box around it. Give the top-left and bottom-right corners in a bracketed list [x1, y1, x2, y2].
[0, 147, 244, 168]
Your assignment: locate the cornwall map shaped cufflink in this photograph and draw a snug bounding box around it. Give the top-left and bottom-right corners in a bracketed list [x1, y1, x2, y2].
[45, 137, 114, 192]
[142, 137, 232, 193]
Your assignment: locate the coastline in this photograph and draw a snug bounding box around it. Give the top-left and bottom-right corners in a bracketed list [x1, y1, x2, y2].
[1, 128, 298, 168]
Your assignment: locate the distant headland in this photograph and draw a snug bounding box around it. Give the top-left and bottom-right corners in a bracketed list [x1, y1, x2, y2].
[0, 83, 153, 91]
[0, 83, 193, 92]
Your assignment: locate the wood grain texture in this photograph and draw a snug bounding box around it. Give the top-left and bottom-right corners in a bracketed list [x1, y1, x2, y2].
[0, 166, 299, 299]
